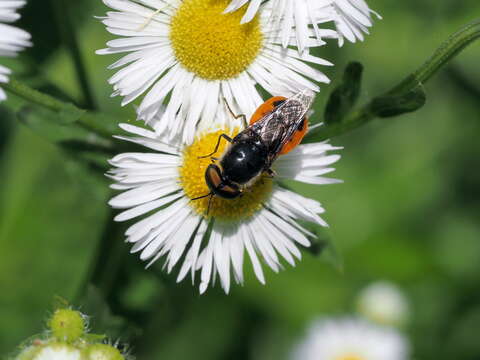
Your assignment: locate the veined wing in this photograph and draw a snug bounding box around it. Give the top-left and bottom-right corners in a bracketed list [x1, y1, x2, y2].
[250, 89, 315, 162]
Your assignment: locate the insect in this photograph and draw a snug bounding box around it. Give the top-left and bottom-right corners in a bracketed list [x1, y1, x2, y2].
[193, 90, 315, 210]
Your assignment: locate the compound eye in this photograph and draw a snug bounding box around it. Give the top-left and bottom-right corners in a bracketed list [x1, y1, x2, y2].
[204, 164, 241, 199]
[205, 164, 223, 191]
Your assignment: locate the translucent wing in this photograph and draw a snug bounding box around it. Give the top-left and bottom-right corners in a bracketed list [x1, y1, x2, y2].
[249, 89, 315, 165]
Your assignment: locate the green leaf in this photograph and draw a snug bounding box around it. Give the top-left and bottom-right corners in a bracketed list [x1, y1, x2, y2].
[369, 85, 427, 118]
[17, 105, 113, 149]
[4, 79, 120, 140]
[324, 62, 363, 125]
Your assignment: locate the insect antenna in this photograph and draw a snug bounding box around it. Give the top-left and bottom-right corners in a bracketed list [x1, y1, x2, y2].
[189, 193, 215, 216]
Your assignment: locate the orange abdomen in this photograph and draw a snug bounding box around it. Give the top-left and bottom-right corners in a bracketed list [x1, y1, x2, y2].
[249, 96, 308, 155]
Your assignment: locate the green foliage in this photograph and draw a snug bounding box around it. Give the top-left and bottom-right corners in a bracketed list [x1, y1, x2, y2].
[1, 1, 480, 360]
[368, 84, 427, 118]
[324, 62, 363, 125]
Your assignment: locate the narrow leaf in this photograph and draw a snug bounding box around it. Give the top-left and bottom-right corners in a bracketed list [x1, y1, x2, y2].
[324, 62, 363, 125]
[369, 85, 427, 118]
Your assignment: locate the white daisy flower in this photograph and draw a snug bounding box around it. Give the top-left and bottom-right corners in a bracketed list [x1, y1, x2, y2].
[292, 317, 409, 360]
[224, 0, 380, 51]
[0, 0, 32, 101]
[356, 281, 410, 328]
[97, 0, 335, 144]
[107, 106, 341, 294]
[31, 344, 82, 360]
[326, 0, 381, 46]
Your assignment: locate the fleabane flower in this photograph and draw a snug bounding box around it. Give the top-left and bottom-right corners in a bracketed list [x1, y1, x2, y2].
[28, 344, 81, 360]
[13, 307, 129, 360]
[224, 0, 380, 51]
[97, 0, 334, 144]
[356, 281, 410, 328]
[292, 317, 409, 360]
[0, 0, 32, 101]
[107, 120, 341, 294]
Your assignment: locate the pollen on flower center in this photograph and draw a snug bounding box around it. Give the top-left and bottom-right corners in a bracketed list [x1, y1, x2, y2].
[179, 128, 273, 221]
[169, 0, 263, 80]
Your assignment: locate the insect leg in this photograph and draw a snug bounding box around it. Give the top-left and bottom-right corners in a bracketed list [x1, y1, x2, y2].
[137, 6, 168, 31]
[264, 168, 277, 178]
[198, 134, 232, 159]
[190, 192, 213, 201]
[222, 97, 248, 128]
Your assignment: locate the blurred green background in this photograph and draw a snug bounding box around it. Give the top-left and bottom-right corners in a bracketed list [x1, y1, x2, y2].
[1, 0, 479, 359]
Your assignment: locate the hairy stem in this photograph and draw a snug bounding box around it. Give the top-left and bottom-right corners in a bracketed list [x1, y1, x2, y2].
[306, 19, 480, 142]
[4, 78, 118, 139]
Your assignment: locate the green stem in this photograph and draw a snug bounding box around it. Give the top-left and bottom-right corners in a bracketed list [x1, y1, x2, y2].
[5, 78, 66, 112]
[414, 20, 480, 84]
[306, 19, 480, 142]
[51, 0, 97, 110]
[75, 209, 127, 302]
[4, 78, 118, 139]
[80, 112, 121, 139]
[392, 19, 480, 94]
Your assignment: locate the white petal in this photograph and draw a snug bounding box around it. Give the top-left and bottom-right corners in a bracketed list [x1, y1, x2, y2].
[241, 223, 265, 284]
[177, 219, 208, 283]
[213, 226, 231, 293]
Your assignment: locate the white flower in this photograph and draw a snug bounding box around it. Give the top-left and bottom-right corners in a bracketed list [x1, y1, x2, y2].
[107, 110, 341, 294]
[292, 317, 409, 360]
[356, 281, 410, 328]
[224, 0, 380, 51]
[328, 0, 381, 46]
[32, 344, 82, 360]
[0, 0, 31, 101]
[97, 0, 335, 144]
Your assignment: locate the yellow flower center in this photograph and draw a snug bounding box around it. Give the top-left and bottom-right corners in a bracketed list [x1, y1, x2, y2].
[179, 128, 273, 221]
[169, 0, 263, 80]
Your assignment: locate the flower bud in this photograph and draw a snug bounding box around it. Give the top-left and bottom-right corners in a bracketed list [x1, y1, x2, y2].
[48, 309, 86, 342]
[83, 344, 125, 360]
